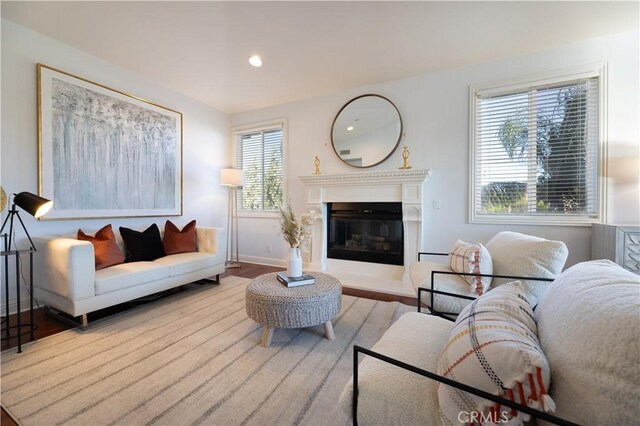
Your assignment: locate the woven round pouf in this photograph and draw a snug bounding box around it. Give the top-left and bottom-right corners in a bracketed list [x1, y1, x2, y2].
[245, 272, 342, 347]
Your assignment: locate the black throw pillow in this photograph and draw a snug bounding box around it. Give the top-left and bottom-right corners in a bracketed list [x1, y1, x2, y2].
[119, 224, 165, 262]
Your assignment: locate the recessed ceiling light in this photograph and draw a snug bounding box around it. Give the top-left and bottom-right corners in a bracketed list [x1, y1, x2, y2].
[248, 55, 262, 67]
[346, 126, 354, 131]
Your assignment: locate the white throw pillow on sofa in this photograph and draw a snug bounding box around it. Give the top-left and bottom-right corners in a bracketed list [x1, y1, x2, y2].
[535, 260, 640, 425]
[485, 231, 568, 302]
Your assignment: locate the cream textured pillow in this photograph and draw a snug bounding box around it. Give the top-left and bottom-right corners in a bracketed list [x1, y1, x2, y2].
[410, 261, 475, 317]
[448, 239, 493, 295]
[536, 260, 640, 425]
[437, 281, 556, 424]
[485, 231, 568, 302]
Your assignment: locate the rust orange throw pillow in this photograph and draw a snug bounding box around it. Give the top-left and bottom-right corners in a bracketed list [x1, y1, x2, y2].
[163, 220, 197, 255]
[77, 224, 125, 270]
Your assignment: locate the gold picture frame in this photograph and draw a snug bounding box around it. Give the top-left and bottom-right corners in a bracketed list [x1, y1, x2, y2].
[37, 64, 183, 220]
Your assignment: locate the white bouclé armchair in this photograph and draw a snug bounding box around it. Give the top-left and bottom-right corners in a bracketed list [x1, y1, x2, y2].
[340, 260, 640, 425]
[410, 231, 569, 318]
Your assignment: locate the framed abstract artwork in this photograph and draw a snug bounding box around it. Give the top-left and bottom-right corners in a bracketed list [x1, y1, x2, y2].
[37, 64, 183, 220]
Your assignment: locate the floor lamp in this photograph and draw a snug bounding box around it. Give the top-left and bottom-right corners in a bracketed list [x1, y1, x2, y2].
[221, 168, 244, 269]
[1, 191, 53, 352]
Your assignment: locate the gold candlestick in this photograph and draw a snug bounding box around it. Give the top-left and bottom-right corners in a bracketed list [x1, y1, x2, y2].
[399, 146, 411, 169]
[313, 156, 321, 175]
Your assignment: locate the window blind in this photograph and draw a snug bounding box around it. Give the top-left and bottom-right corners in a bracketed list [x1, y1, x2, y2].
[473, 77, 599, 219]
[235, 125, 283, 211]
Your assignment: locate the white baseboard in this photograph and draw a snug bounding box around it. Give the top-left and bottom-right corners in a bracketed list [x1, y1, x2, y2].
[238, 255, 286, 268]
[1, 294, 35, 316]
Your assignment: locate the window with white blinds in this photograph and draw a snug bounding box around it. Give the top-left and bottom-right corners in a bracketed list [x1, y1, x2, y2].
[235, 123, 284, 212]
[470, 67, 605, 225]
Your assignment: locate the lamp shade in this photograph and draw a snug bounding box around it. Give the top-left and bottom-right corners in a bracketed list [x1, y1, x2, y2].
[13, 192, 53, 218]
[220, 168, 244, 187]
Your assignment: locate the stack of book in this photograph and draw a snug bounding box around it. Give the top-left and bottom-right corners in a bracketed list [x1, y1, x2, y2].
[276, 272, 316, 287]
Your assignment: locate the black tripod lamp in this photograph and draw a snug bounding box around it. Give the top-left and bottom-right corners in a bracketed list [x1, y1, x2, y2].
[0, 191, 53, 250]
[1, 191, 52, 352]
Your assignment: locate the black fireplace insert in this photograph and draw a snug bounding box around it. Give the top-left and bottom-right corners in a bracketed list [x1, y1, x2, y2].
[327, 202, 403, 266]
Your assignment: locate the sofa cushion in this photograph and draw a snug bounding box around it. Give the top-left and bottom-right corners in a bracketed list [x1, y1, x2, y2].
[163, 220, 197, 255]
[77, 224, 125, 270]
[448, 239, 493, 295]
[535, 260, 640, 425]
[410, 261, 476, 316]
[339, 312, 453, 425]
[95, 262, 171, 295]
[119, 224, 165, 262]
[438, 281, 555, 424]
[486, 231, 568, 302]
[153, 252, 218, 277]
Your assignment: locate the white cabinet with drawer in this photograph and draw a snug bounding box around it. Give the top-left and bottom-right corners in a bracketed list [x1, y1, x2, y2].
[592, 224, 640, 275]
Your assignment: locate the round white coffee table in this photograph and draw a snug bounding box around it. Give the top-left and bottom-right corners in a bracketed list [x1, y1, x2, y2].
[245, 272, 342, 347]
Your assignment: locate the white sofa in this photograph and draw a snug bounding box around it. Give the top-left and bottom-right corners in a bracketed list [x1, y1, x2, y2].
[340, 260, 640, 425]
[33, 226, 226, 325]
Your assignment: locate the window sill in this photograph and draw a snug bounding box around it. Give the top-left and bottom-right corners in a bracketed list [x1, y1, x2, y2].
[470, 214, 600, 227]
[237, 211, 280, 219]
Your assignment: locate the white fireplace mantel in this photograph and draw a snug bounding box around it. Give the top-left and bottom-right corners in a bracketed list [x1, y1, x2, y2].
[299, 169, 430, 297]
[299, 169, 431, 186]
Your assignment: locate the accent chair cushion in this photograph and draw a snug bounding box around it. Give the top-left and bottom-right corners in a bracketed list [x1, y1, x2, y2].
[535, 260, 640, 425]
[410, 261, 475, 316]
[438, 281, 556, 424]
[77, 224, 125, 270]
[163, 220, 197, 255]
[119, 224, 166, 262]
[485, 231, 568, 302]
[340, 312, 454, 425]
[448, 239, 493, 295]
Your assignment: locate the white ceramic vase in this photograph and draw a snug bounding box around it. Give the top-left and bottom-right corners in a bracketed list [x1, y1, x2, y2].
[286, 247, 303, 277]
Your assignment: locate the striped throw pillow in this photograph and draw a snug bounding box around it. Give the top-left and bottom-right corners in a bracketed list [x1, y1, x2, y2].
[437, 281, 556, 424]
[448, 239, 493, 295]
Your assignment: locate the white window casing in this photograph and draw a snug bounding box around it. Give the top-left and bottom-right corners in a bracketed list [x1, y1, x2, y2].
[469, 63, 607, 226]
[232, 118, 287, 217]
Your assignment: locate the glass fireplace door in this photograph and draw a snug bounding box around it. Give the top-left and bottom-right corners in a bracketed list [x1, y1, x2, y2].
[327, 202, 403, 266]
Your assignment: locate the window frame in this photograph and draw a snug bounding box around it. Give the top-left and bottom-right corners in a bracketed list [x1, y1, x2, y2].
[468, 63, 608, 226]
[232, 118, 288, 218]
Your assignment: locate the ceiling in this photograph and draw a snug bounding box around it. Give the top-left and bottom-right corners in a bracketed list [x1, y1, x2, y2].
[2, 1, 637, 114]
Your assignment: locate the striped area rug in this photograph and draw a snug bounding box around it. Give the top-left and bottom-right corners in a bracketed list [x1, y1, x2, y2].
[1, 276, 411, 425]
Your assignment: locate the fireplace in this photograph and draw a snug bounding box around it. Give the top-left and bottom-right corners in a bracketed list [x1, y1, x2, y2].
[299, 169, 430, 297]
[327, 202, 403, 266]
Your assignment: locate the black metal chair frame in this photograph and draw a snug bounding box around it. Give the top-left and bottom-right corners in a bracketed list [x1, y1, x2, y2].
[352, 344, 577, 426]
[349, 252, 572, 425]
[416, 252, 554, 320]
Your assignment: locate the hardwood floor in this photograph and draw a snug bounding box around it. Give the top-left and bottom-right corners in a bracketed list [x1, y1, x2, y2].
[0, 262, 416, 425]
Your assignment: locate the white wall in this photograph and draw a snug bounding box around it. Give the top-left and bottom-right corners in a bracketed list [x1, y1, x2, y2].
[231, 31, 640, 269]
[1, 19, 230, 312]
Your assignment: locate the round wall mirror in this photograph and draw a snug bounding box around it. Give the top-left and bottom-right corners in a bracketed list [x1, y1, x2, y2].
[331, 94, 402, 168]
